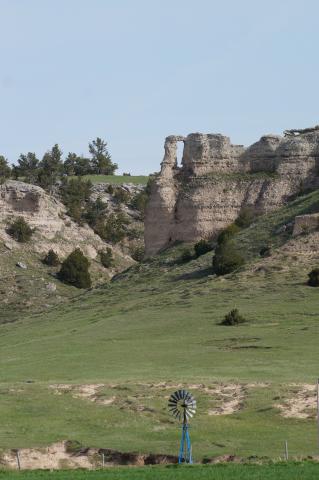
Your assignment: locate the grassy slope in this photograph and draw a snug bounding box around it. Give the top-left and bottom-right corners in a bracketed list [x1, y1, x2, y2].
[80, 175, 149, 185]
[0, 190, 319, 456]
[1, 464, 319, 480]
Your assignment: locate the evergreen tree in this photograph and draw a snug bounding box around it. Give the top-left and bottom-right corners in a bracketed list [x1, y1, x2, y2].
[38, 144, 63, 191]
[212, 240, 245, 275]
[16, 152, 39, 183]
[89, 137, 117, 175]
[58, 248, 91, 288]
[43, 249, 60, 266]
[0, 156, 11, 183]
[64, 153, 92, 176]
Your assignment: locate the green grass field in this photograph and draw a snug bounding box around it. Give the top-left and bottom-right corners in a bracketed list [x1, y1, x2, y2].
[0, 190, 319, 459]
[79, 175, 149, 185]
[1, 464, 319, 480]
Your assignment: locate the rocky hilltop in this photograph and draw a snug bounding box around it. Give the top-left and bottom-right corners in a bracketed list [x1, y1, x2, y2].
[145, 128, 319, 256]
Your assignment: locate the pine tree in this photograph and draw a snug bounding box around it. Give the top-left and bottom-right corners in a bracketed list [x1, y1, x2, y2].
[89, 137, 118, 175]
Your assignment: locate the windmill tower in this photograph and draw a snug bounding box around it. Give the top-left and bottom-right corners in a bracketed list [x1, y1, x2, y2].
[168, 389, 196, 464]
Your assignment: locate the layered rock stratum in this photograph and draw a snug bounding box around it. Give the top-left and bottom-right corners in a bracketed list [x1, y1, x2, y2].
[145, 129, 319, 256]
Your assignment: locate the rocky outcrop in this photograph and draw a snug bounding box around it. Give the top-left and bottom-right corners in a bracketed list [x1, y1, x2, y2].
[145, 129, 319, 256]
[0, 181, 109, 260]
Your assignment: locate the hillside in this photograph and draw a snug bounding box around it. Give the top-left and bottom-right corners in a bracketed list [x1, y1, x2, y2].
[0, 189, 318, 460]
[0, 178, 146, 322]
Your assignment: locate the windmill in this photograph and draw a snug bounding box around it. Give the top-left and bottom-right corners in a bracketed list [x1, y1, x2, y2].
[168, 389, 196, 464]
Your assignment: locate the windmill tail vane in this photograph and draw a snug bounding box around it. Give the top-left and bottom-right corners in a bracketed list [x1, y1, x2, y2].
[168, 389, 196, 464]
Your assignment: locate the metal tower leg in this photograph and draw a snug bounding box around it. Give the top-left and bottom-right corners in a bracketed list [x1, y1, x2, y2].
[178, 423, 193, 464]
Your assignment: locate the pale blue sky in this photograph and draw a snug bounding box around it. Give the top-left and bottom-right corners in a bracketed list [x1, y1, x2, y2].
[1, 0, 319, 174]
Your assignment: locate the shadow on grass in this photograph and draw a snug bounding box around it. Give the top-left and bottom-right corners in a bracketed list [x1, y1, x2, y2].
[173, 267, 212, 281]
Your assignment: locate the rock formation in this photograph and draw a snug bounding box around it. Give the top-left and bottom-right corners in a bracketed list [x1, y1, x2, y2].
[0, 180, 108, 259]
[145, 129, 319, 256]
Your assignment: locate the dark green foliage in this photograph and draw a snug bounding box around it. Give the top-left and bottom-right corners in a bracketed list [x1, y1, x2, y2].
[43, 249, 60, 267]
[58, 248, 91, 288]
[16, 152, 39, 183]
[89, 137, 118, 175]
[235, 206, 257, 228]
[212, 240, 245, 275]
[37, 144, 63, 191]
[180, 248, 194, 263]
[194, 239, 212, 257]
[60, 177, 92, 224]
[100, 212, 130, 243]
[84, 197, 108, 229]
[0, 156, 11, 183]
[106, 184, 114, 194]
[131, 191, 148, 216]
[127, 226, 143, 240]
[7, 217, 33, 242]
[113, 187, 130, 204]
[260, 246, 271, 257]
[100, 248, 114, 268]
[220, 308, 246, 326]
[130, 176, 156, 216]
[216, 224, 240, 245]
[130, 244, 145, 262]
[307, 268, 319, 287]
[145, 175, 156, 196]
[64, 153, 91, 176]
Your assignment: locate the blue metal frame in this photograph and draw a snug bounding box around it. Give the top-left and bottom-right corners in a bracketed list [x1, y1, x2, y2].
[178, 422, 193, 464]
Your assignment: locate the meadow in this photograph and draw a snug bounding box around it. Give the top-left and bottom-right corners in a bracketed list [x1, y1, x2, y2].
[79, 175, 149, 185]
[0, 190, 319, 459]
[1, 463, 319, 480]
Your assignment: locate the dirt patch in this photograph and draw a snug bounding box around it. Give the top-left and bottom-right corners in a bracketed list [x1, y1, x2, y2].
[2, 442, 94, 470]
[203, 384, 245, 416]
[275, 384, 316, 419]
[50, 382, 249, 416]
[1, 442, 178, 470]
[49, 384, 116, 406]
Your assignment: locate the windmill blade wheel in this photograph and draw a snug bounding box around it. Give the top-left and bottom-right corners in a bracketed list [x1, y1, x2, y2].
[168, 389, 196, 422]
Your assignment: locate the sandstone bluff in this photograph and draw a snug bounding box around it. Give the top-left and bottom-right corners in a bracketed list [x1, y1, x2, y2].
[145, 128, 319, 256]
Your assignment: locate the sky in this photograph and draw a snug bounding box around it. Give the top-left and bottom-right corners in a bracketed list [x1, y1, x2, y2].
[1, 0, 319, 174]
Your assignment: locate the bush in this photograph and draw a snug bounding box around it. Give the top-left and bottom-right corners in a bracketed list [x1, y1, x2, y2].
[60, 177, 92, 224]
[43, 249, 60, 266]
[84, 198, 107, 228]
[260, 246, 271, 258]
[235, 206, 257, 228]
[113, 187, 130, 204]
[0, 155, 11, 183]
[194, 239, 211, 257]
[212, 240, 245, 275]
[131, 191, 148, 216]
[7, 217, 33, 242]
[180, 248, 194, 263]
[100, 248, 114, 268]
[307, 268, 319, 287]
[58, 248, 91, 288]
[216, 224, 240, 245]
[130, 244, 144, 262]
[65, 440, 83, 454]
[106, 184, 114, 195]
[99, 212, 129, 243]
[220, 308, 246, 326]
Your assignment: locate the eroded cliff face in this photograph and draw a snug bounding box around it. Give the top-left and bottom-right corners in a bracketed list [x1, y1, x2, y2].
[145, 130, 319, 256]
